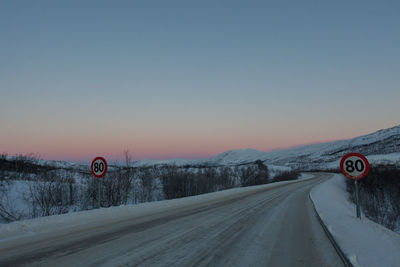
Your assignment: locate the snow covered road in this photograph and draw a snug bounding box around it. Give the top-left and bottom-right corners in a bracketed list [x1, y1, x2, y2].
[0, 174, 343, 266]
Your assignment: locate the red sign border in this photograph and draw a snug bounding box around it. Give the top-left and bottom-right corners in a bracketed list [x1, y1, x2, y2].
[91, 156, 107, 178]
[340, 153, 370, 180]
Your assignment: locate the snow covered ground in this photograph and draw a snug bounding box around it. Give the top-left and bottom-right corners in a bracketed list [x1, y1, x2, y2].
[310, 174, 400, 267]
[0, 180, 297, 242]
[323, 152, 400, 170]
[298, 172, 314, 180]
[132, 125, 400, 168]
[1, 175, 344, 266]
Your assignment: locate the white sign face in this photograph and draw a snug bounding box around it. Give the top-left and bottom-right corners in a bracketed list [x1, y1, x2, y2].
[340, 153, 370, 179]
[91, 157, 107, 178]
[343, 156, 366, 177]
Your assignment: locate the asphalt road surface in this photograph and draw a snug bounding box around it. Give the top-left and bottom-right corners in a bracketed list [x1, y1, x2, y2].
[0, 173, 343, 267]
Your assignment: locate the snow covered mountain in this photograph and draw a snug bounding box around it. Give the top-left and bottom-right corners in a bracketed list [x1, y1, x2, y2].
[133, 125, 400, 169]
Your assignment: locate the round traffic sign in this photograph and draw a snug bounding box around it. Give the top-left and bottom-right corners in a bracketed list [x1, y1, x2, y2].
[91, 157, 107, 178]
[340, 153, 369, 179]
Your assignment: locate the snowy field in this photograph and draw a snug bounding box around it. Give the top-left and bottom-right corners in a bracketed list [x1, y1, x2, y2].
[310, 174, 400, 267]
[0, 179, 296, 243]
[132, 125, 400, 168]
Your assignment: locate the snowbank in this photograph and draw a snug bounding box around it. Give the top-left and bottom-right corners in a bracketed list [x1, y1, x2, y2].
[0, 179, 297, 243]
[310, 174, 400, 267]
[298, 172, 314, 180]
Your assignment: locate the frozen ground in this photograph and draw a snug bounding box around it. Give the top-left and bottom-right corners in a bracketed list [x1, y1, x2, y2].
[0, 180, 296, 241]
[0, 175, 342, 266]
[310, 174, 400, 267]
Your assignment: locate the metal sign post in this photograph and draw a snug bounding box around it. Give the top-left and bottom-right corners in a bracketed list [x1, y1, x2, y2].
[98, 179, 101, 208]
[354, 180, 361, 219]
[340, 153, 370, 219]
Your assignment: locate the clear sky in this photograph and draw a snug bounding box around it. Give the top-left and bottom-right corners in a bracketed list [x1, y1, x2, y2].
[1, 0, 399, 162]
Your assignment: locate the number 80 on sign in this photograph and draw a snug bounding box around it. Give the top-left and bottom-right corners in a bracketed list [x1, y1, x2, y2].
[91, 157, 107, 178]
[340, 153, 369, 180]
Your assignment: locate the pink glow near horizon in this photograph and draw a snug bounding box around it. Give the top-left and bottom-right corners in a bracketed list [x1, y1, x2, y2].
[2, 115, 396, 163]
[1, 130, 357, 163]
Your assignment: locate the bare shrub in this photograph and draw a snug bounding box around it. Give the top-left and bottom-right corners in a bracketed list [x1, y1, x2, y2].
[272, 170, 300, 182]
[346, 167, 400, 232]
[28, 171, 71, 217]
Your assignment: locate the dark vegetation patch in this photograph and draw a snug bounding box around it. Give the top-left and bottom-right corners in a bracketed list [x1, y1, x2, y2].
[271, 170, 300, 182]
[346, 167, 400, 232]
[1, 155, 304, 223]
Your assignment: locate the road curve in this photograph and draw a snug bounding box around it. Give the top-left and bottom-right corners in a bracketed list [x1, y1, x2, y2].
[0, 173, 343, 267]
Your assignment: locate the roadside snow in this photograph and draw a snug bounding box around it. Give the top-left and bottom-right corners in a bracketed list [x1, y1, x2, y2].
[366, 152, 400, 166]
[298, 173, 314, 180]
[310, 174, 400, 267]
[0, 179, 297, 243]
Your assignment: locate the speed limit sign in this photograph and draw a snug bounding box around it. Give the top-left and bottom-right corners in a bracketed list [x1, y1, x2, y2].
[340, 153, 369, 180]
[340, 153, 369, 219]
[91, 157, 107, 178]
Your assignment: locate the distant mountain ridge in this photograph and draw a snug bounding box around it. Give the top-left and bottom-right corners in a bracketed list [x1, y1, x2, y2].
[5, 126, 398, 170]
[133, 125, 400, 169]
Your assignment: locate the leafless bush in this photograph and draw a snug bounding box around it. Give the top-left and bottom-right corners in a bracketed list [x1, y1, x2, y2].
[0, 153, 274, 222]
[272, 170, 300, 182]
[28, 171, 71, 217]
[160, 164, 268, 200]
[0, 182, 23, 222]
[346, 167, 400, 232]
[0, 154, 10, 191]
[236, 161, 269, 187]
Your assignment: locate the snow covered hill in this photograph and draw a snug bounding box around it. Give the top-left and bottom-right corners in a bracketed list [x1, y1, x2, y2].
[4, 125, 399, 170]
[133, 125, 400, 169]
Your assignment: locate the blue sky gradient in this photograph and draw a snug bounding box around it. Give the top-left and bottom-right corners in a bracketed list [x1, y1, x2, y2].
[1, 0, 399, 162]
